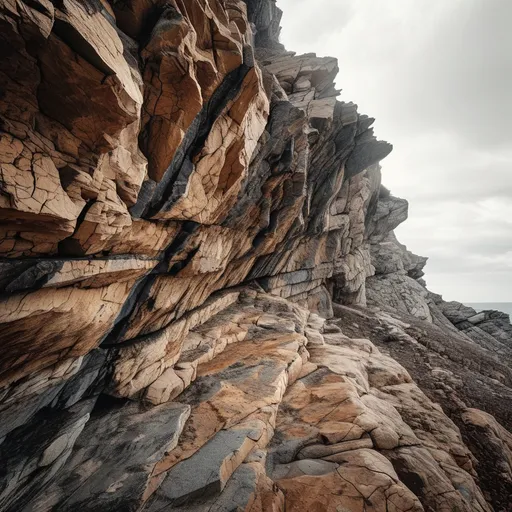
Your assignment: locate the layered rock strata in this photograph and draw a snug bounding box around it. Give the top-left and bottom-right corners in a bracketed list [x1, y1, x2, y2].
[339, 188, 512, 511]
[0, 1, 510, 511]
[14, 290, 495, 512]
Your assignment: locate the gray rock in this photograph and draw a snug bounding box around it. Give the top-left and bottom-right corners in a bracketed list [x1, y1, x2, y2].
[366, 273, 432, 322]
[0, 400, 94, 512]
[147, 427, 260, 508]
[169, 462, 261, 512]
[468, 312, 487, 325]
[27, 400, 190, 512]
[439, 301, 477, 324]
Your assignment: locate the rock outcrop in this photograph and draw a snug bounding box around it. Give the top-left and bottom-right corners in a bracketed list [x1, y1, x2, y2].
[0, 1, 510, 511]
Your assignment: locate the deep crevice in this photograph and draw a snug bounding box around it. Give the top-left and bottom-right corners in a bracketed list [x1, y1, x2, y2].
[133, 48, 254, 219]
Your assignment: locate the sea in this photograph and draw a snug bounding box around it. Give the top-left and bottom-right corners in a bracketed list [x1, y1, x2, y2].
[465, 303, 512, 317]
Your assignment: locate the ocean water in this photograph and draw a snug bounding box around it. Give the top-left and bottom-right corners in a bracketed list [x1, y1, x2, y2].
[465, 302, 512, 317]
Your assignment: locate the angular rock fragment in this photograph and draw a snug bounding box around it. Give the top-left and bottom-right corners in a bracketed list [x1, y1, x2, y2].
[26, 400, 191, 512]
[0, 399, 94, 512]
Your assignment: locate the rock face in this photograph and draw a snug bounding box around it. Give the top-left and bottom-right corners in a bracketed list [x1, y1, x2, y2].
[0, 1, 510, 511]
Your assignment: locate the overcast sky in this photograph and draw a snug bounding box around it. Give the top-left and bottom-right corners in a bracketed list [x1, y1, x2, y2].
[277, 0, 512, 302]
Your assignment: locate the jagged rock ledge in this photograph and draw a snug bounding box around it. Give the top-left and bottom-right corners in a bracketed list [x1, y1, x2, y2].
[0, 1, 510, 511]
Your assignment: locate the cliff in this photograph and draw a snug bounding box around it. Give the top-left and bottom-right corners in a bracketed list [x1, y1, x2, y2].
[0, 1, 510, 511]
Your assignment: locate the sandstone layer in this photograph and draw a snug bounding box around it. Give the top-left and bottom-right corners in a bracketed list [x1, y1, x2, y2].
[0, 1, 510, 511]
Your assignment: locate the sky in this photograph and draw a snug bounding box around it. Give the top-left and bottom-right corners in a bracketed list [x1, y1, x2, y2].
[277, 0, 512, 302]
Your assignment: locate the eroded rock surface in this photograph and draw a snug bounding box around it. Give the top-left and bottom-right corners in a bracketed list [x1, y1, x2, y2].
[332, 298, 512, 512]
[0, 1, 510, 511]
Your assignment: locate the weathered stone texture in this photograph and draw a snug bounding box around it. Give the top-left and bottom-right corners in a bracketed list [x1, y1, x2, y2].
[0, 1, 510, 511]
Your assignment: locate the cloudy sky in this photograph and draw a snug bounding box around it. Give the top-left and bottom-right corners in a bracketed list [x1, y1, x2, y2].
[277, 0, 512, 302]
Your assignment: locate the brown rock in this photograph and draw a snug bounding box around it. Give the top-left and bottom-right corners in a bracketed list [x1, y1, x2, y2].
[1, 1, 507, 511]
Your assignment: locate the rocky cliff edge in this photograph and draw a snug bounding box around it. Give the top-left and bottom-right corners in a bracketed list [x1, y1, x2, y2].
[0, 1, 510, 511]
